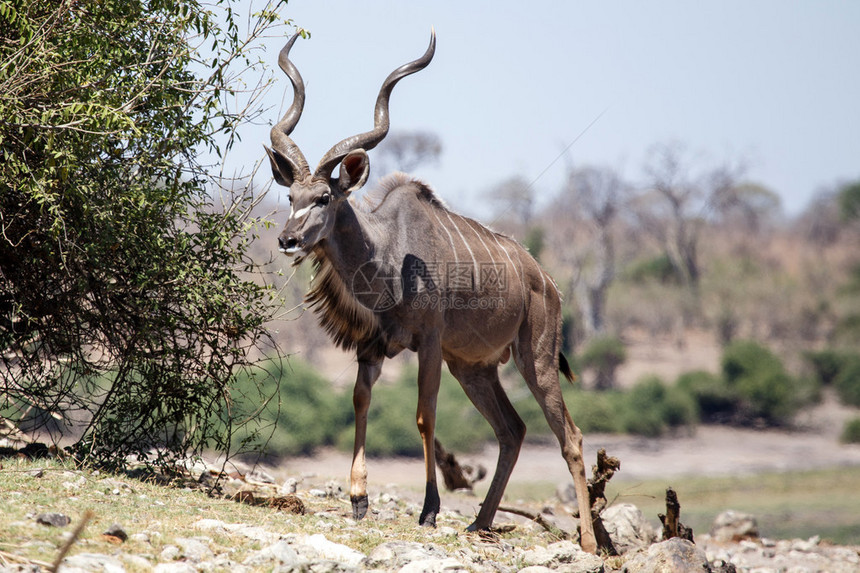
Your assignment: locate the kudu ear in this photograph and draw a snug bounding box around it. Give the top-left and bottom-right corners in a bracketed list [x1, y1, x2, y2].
[337, 149, 370, 195]
[264, 145, 299, 187]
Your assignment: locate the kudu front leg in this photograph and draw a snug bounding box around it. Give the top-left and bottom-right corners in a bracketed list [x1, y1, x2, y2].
[350, 358, 382, 520]
[416, 336, 443, 527]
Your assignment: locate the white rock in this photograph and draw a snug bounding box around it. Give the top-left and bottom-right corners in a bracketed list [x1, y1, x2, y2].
[160, 545, 180, 561]
[153, 563, 197, 573]
[243, 540, 301, 568]
[399, 557, 470, 572]
[601, 503, 657, 554]
[297, 533, 365, 567]
[121, 554, 153, 571]
[173, 537, 214, 563]
[364, 541, 448, 569]
[279, 477, 299, 495]
[790, 536, 821, 552]
[62, 553, 126, 573]
[710, 510, 759, 542]
[623, 538, 709, 573]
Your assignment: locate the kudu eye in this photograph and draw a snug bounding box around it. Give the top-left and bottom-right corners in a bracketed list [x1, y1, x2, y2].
[317, 193, 331, 206]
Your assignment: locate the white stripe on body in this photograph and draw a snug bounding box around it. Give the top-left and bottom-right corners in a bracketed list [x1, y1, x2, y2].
[534, 270, 549, 351]
[444, 212, 478, 272]
[431, 210, 459, 266]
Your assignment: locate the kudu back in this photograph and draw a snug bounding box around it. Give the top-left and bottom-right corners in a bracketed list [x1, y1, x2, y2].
[266, 30, 598, 553]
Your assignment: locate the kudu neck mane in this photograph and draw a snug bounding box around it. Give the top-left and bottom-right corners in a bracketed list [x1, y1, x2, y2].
[304, 173, 444, 351]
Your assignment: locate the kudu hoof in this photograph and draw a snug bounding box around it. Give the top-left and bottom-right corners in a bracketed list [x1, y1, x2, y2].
[465, 521, 488, 533]
[350, 495, 368, 520]
[418, 511, 437, 528]
[418, 482, 440, 527]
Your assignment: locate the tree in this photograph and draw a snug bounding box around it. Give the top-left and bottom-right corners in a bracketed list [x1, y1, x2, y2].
[373, 130, 442, 175]
[634, 142, 745, 314]
[486, 175, 536, 230]
[795, 188, 843, 246]
[712, 182, 781, 236]
[0, 0, 291, 467]
[838, 179, 860, 223]
[550, 165, 630, 336]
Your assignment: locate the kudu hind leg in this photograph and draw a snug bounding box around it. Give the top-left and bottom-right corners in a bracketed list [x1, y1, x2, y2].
[447, 361, 526, 531]
[350, 357, 383, 520]
[514, 338, 598, 553]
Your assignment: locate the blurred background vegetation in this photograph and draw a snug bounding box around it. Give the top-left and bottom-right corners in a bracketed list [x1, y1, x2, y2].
[244, 136, 860, 458]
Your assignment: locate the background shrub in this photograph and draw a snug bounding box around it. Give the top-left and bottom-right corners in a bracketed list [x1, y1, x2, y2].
[840, 417, 860, 444]
[580, 335, 628, 390]
[227, 359, 352, 457]
[675, 370, 738, 423]
[564, 389, 623, 434]
[804, 350, 853, 386]
[721, 340, 816, 426]
[338, 365, 498, 457]
[620, 376, 699, 437]
[834, 356, 860, 408]
[625, 254, 682, 285]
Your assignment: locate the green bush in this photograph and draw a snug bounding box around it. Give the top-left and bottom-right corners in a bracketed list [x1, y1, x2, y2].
[675, 370, 738, 423]
[834, 356, 860, 408]
[565, 389, 623, 434]
[721, 340, 812, 426]
[805, 348, 860, 408]
[722, 340, 783, 383]
[229, 358, 352, 457]
[804, 350, 854, 386]
[580, 335, 627, 390]
[625, 254, 682, 285]
[620, 376, 698, 437]
[840, 417, 860, 444]
[661, 388, 701, 429]
[0, 0, 285, 470]
[510, 383, 623, 436]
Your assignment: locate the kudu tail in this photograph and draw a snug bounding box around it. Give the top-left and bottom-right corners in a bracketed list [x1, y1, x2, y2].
[559, 353, 577, 385]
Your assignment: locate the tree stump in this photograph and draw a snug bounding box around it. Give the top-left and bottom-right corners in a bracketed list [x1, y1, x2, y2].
[587, 448, 621, 555]
[659, 487, 694, 542]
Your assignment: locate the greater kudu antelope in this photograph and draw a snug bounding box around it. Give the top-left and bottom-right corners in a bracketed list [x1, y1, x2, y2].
[266, 31, 598, 553]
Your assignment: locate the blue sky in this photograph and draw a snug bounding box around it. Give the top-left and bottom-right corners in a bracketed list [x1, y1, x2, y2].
[223, 1, 860, 217]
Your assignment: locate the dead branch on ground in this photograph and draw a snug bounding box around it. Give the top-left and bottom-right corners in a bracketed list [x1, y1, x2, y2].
[434, 439, 486, 491]
[497, 505, 570, 540]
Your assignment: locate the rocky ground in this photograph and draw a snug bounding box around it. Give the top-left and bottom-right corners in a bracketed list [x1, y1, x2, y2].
[4, 388, 860, 572]
[4, 456, 858, 573]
